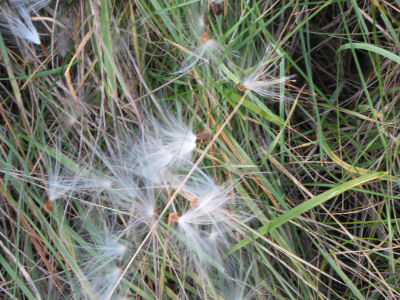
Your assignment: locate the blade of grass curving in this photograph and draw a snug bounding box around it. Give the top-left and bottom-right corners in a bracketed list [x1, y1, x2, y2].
[337, 43, 400, 65]
[230, 171, 386, 253]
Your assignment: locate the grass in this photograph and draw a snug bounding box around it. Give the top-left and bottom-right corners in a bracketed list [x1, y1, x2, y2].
[1, 0, 400, 299]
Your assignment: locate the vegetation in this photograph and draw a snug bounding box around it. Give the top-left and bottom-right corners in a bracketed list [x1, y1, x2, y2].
[0, 0, 399, 299]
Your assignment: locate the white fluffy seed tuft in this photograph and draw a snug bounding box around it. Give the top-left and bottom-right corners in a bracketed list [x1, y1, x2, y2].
[0, 0, 50, 44]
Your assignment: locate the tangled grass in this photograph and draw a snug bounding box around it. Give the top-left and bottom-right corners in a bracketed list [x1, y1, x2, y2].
[0, 0, 400, 299]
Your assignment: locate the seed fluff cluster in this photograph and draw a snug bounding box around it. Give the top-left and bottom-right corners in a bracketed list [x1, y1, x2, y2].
[0, 0, 50, 44]
[40, 110, 258, 299]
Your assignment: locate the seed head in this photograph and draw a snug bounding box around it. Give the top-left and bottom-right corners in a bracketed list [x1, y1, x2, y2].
[168, 212, 180, 225]
[199, 32, 210, 43]
[0, 0, 50, 44]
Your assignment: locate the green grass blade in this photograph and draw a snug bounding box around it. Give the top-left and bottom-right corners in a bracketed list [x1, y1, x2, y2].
[230, 171, 387, 253]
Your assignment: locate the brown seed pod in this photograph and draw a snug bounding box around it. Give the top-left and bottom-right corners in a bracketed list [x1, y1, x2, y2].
[211, 3, 223, 16]
[199, 32, 211, 43]
[195, 130, 212, 142]
[190, 198, 199, 207]
[168, 212, 180, 224]
[40, 43, 49, 58]
[44, 200, 52, 212]
[237, 84, 246, 91]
